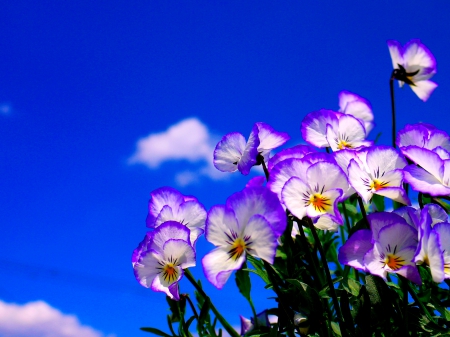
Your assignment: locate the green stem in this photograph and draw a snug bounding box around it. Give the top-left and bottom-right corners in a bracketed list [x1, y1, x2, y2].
[259, 154, 270, 182]
[400, 277, 409, 333]
[305, 217, 348, 337]
[390, 71, 397, 148]
[296, 218, 324, 286]
[418, 192, 424, 209]
[407, 282, 437, 325]
[262, 261, 296, 337]
[341, 201, 351, 233]
[184, 269, 240, 337]
[357, 196, 370, 229]
[183, 294, 199, 320]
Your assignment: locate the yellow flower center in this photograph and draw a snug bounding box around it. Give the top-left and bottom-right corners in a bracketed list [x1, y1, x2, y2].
[228, 238, 247, 261]
[370, 179, 388, 191]
[307, 194, 331, 213]
[384, 254, 405, 271]
[337, 139, 352, 150]
[162, 263, 179, 284]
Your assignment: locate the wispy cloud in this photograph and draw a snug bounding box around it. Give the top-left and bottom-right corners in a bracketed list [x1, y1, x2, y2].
[0, 299, 112, 337]
[129, 117, 228, 185]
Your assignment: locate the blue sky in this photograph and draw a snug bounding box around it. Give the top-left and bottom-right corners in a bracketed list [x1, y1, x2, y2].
[1, 1, 450, 336]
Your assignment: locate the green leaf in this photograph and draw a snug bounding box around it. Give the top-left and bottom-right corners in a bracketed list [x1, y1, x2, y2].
[286, 279, 322, 316]
[330, 321, 342, 336]
[342, 277, 361, 297]
[235, 262, 252, 302]
[166, 296, 186, 323]
[140, 327, 173, 337]
[247, 255, 270, 285]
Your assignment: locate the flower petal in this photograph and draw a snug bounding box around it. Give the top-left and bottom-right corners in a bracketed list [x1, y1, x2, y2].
[205, 205, 240, 247]
[147, 187, 184, 228]
[301, 109, 338, 148]
[243, 214, 277, 264]
[410, 80, 438, 102]
[226, 186, 286, 237]
[338, 229, 372, 271]
[202, 247, 245, 289]
[213, 132, 247, 172]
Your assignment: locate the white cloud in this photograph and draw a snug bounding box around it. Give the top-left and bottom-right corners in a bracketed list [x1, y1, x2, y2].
[129, 117, 229, 185]
[0, 300, 111, 337]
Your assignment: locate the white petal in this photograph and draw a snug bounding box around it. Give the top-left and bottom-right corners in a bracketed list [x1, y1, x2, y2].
[202, 247, 245, 289]
[213, 132, 246, 172]
[387, 40, 403, 70]
[348, 159, 373, 203]
[410, 80, 438, 102]
[205, 205, 240, 247]
[281, 176, 310, 220]
[243, 214, 277, 263]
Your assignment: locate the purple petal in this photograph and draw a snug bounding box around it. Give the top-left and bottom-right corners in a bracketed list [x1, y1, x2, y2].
[338, 229, 372, 271]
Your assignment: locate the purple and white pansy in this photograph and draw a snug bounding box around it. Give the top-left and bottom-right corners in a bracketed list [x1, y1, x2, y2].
[213, 122, 290, 175]
[281, 161, 348, 226]
[388, 39, 438, 101]
[339, 212, 421, 284]
[133, 221, 196, 300]
[347, 146, 410, 205]
[146, 186, 207, 245]
[202, 186, 286, 289]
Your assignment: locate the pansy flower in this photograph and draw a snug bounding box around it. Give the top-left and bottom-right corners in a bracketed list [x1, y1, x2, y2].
[301, 109, 372, 151]
[133, 221, 196, 300]
[214, 122, 290, 175]
[388, 39, 437, 101]
[397, 123, 450, 159]
[401, 146, 450, 197]
[339, 212, 421, 284]
[338, 90, 375, 135]
[281, 161, 348, 226]
[202, 186, 286, 289]
[146, 186, 207, 245]
[348, 146, 410, 205]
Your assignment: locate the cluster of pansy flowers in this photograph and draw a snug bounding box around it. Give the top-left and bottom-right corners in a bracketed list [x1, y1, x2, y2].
[132, 38, 448, 334]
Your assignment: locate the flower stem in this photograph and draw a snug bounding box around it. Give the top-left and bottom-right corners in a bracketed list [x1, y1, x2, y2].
[390, 71, 397, 148]
[305, 217, 348, 337]
[407, 281, 437, 325]
[341, 201, 351, 232]
[357, 196, 370, 229]
[184, 269, 240, 337]
[260, 155, 270, 182]
[418, 192, 424, 209]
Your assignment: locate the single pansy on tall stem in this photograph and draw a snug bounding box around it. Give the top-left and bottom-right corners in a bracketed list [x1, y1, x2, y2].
[213, 122, 290, 175]
[348, 146, 410, 205]
[202, 186, 286, 289]
[133, 221, 196, 300]
[388, 39, 437, 101]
